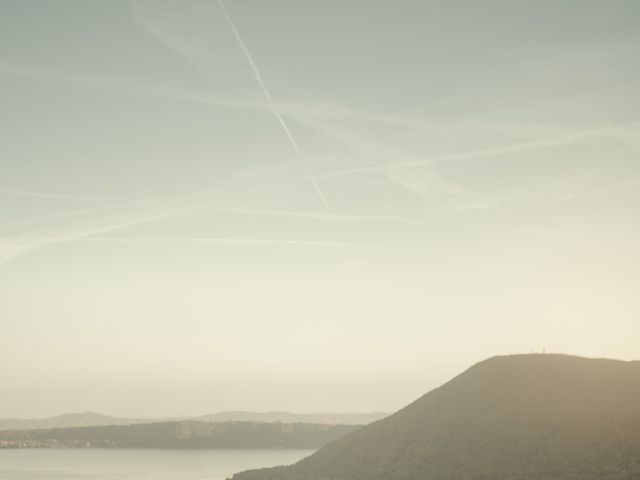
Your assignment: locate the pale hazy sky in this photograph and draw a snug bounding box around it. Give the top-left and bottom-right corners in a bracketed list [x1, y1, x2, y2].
[1, 0, 639, 419]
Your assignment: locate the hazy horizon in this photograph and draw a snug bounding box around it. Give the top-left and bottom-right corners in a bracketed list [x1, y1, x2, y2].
[1, 408, 390, 420]
[1, 0, 639, 419]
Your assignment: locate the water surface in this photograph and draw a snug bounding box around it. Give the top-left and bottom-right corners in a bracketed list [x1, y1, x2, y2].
[0, 448, 314, 480]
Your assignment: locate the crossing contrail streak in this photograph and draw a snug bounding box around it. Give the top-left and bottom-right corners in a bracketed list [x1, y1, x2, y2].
[314, 126, 616, 179]
[217, 0, 329, 210]
[199, 206, 429, 224]
[0, 189, 107, 200]
[72, 237, 374, 248]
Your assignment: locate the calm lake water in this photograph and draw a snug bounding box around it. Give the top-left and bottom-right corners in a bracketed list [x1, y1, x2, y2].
[0, 448, 314, 480]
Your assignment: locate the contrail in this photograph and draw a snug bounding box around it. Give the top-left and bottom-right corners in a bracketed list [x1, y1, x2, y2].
[0, 162, 350, 265]
[536, 178, 640, 205]
[199, 205, 429, 224]
[5, 60, 610, 198]
[0, 193, 182, 231]
[0, 207, 184, 265]
[6, 58, 627, 214]
[71, 237, 374, 248]
[0, 59, 476, 208]
[217, 0, 328, 210]
[0, 189, 107, 201]
[0, 62, 267, 113]
[315, 126, 615, 179]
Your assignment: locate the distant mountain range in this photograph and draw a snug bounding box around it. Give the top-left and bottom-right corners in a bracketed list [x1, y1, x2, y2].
[0, 411, 388, 432]
[0, 420, 359, 449]
[233, 354, 640, 480]
[0, 412, 147, 431]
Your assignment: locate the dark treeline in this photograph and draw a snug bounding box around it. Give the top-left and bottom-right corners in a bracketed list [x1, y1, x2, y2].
[0, 420, 359, 449]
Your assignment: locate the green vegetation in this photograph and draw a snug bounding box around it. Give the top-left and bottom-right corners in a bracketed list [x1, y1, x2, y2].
[233, 354, 640, 480]
[0, 420, 359, 449]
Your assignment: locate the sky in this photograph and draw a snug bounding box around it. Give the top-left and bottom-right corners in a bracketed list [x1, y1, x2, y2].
[1, 0, 639, 419]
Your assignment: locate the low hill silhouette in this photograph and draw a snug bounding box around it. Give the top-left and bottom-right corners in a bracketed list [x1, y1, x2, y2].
[233, 354, 640, 480]
[0, 411, 386, 432]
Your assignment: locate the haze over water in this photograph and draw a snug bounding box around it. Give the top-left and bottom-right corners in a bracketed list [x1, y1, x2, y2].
[0, 449, 314, 480]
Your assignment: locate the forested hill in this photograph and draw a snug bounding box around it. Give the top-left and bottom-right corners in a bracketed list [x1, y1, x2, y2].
[233, 354, 640, 480]
[0, 420, 358, 449]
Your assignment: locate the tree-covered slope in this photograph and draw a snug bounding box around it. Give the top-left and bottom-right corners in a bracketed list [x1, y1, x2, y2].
[233, 354, 640, 480]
